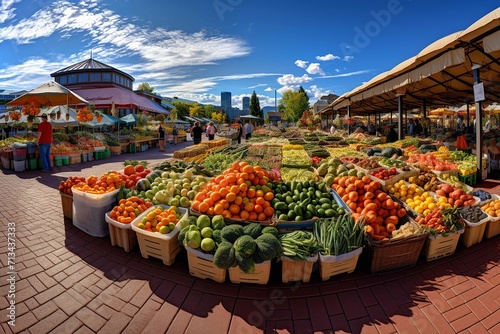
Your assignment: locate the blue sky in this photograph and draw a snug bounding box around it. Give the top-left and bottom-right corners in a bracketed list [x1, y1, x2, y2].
[0, 0, 498, 110]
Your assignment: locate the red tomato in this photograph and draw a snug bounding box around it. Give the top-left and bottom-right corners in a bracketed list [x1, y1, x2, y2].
[135, 165, 145, 173]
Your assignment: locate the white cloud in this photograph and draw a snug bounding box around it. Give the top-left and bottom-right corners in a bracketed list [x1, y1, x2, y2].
[295, 60, 308, 68]
[277, 85, 299, 95]
[264, 87, 273, 92]
[343, 56, 354, 61]
[306, 63, 325, 76]
[0, 0, 20, 24]
[316, 54, 340, 61]
[247, 83, 267, 89]
[277, 74, 312, 86]
[307, 85, 330, 100]
[320, 70, 372, 79]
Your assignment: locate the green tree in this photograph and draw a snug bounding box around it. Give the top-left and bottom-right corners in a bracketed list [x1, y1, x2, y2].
[298, 86, 309, 102]
[279, 90, 310, 122]
[137, 82, 154, 93]
[171, 101, 190, 120]
[249, 91, 262, 118]
[204, 105, 217, 119]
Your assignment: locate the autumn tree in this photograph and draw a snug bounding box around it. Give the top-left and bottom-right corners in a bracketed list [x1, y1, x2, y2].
[189, 104, 204, 118]
[171, 101, 190, 120]
[249, 91, 262, 118]
[278, 90, 310, 122]
[137, 82, 154, 93]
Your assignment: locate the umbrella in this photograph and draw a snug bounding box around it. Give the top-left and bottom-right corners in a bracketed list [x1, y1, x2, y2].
[428, 108, 456, 116]
[240, 114, 262, 120]
[6, 81, 88, 107]
[120, 114, 137, 125]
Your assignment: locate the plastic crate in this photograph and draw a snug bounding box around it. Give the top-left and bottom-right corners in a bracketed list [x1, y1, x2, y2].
[130, 205, 188, 265]
[423, 229, 464, 261]
[13, 160, 25, 172]
[105, 212, 137, 252]
[72, 188, 118, 237]
[281, 255, 318, 283]
[186, 247, 226, 283]
[458, 173, 477, 186]
[27, 158, 37, 170]
[461, 216, 488, 248]
[318, 247, 362, 281]
[60, 192, 73, 219]
[484, 215, 500, 238]
[229, 260, 271, 284]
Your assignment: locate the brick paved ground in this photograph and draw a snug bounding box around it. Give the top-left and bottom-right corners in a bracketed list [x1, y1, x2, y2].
[0, 139, 499, 334]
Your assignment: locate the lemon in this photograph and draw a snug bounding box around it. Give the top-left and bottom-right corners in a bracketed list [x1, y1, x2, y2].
[423, 209, 431, 216]
[428, 203, 436, 210]
[406, 198, 414, 205]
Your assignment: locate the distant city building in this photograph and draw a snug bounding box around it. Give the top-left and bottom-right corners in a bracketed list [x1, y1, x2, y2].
[221, 92, 240, 120]
[0, 89, 26, 113]
[262, 106, 277, 117]
[242, 97, 250, 112]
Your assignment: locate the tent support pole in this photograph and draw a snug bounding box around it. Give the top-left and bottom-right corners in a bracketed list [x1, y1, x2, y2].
[397, 94, 404, 140]
[473, 65, 483, 182]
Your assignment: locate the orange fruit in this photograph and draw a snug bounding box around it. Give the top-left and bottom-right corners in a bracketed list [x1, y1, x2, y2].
[255, 189, 264, 198]
[248, 211, 258, 220]
[198, 202, 209, 213]
[219, 179, 229, 187]
[240, 210, 250, 220]
[255, 196, 265, 206]
[213, 203, 224, 215]
[230, 185, 239, 194]
[234, 196, 243, 206]
[222, 210, 232, 218]
[191, 200, 201, 211]
[264, 192, 274, 201]
[226, 192, 236, 202]
[194, 192, 206, 202]
[210, 192, 221, 203]
[219, 199, 230, 210]
[207, 207, 214, 215]
[239, 183, 248, 192]
[247, 188, 256, 198]
[219, 187, 229, 198]
[257, 212, 267, 221]
[203, 198, 214, 207]
[241, 165, 254, 174]
[244, 202, 254, 212]
[229, 204, 240, 215]
[254, 204, 263, 214]
[264, 206, 274, 217]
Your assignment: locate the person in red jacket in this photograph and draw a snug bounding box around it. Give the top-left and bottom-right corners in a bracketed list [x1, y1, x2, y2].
[37, 114, 53, 172]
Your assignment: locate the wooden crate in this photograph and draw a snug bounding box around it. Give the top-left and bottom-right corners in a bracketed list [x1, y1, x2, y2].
[423, 229, 464, 261]
[186, 247, 226, 283]
[281, 255, 317, 283]
[60, 192, 73, 219]
[318, 247, 362, 281]
[229, 261, 271, 285]
[130, 205, 187, 265]
[105, 212, 137, 252]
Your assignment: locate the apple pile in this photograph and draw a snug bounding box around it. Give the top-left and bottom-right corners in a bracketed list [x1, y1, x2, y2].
[434, 183, 475, 207]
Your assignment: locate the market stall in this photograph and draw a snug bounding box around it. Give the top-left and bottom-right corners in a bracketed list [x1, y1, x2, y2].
[52, 127, 499, 285]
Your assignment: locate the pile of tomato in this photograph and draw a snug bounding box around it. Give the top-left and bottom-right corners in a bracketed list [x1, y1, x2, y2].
[58, 176, 86, 195]
[370, 167, 398, 180]
[122, 164, 151, 189]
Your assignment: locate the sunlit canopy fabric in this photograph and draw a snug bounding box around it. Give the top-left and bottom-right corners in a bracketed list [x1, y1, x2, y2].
[74, 86, 169, 114]
[327, 7, 500, 115]
[7, 81, 88, 107]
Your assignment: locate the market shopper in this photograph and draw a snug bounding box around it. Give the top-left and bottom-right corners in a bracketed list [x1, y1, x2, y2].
[192, 121, 203, 145]
[408, 119, 415, 136]
[172, 125, 178, 145]
[244, 120, 253, 140]
[386, 124, 398, 143]
[37, 113, 53, 172]
[206, 122, 217, 141]
[158, 123, 166, 151]
[484, 116, 491, 133]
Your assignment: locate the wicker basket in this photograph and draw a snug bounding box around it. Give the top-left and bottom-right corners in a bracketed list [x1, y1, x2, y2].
[228, 260, 271, 284]
[186, 247, 226, 283]
[364, 233, 428, 273]
[281, 255, 318, 283]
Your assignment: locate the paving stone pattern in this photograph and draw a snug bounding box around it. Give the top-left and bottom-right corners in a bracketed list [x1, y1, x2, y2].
[0, 140, 499, 334]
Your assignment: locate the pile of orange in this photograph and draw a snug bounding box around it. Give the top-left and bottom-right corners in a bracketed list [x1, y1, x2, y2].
[72, 171, 127, 194]
[109, 197, 153, 224]
[191, 162, 275, 221]
[332, 175, 407, 240]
